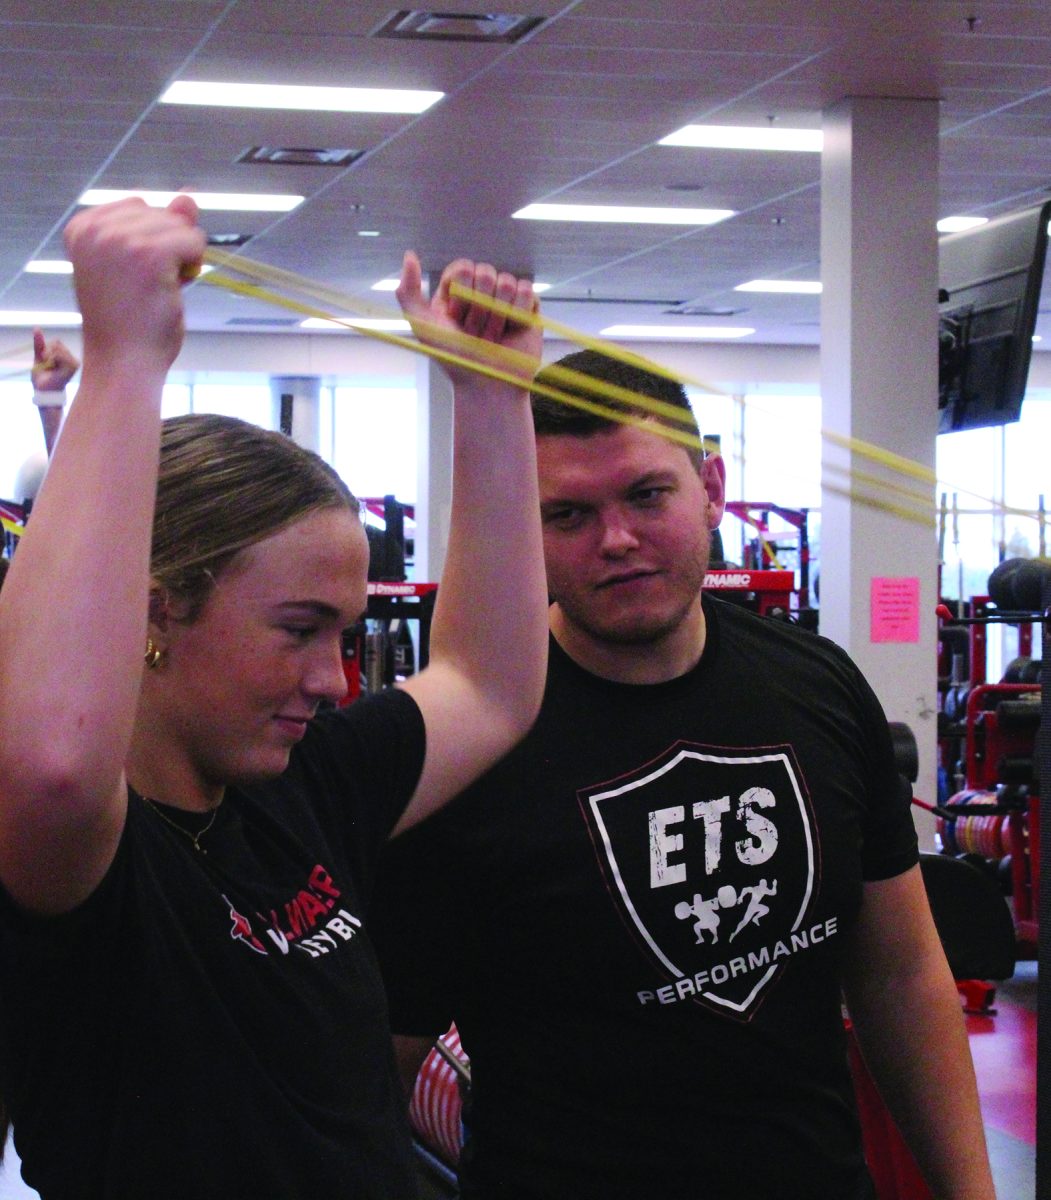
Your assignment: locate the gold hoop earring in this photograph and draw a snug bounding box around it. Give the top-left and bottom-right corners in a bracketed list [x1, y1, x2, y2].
[144, 637, 164, 669]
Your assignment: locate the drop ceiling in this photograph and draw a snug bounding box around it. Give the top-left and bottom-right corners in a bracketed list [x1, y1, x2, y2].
[3, 1, 1051, 346]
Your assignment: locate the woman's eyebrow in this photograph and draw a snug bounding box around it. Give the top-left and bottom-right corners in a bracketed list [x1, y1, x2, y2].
[272, 600, 345, 620]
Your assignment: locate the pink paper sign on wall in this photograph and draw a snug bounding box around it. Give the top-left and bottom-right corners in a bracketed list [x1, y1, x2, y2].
[870, 576, 920, 643]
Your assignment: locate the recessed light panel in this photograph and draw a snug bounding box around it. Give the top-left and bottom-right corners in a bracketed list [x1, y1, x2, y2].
[79, 189, 303, 212]
[0, 310, 82, 327]
[937, 215, 989, 233]
[301, 317, 411, 332]
[600, 324, 754, 340]
[735, 279, 822, 294]
[25, 260, 74, 274]
[514, 204, 734, 225]
[161, 81, 443, 114]
[660, 125, 822, 152]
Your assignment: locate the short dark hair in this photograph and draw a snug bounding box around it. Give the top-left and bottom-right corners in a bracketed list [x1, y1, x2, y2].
[529, 349, 702, 464]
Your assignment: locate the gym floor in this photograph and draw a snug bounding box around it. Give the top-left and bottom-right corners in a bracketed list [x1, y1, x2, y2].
[0, 964, 1038, 1199]
[970, 958, 1037, 1200]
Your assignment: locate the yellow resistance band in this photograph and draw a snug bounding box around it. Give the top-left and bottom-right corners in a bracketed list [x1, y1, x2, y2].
[192, 250, 989, 532]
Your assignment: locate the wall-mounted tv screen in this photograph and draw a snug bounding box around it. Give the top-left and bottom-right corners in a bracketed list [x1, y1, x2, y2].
[938, 199, 1050, 434]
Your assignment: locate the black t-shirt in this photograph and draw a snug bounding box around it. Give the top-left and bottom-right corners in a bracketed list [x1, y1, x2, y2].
[372, 597, 918, 1200]
[0, 687, 426, 1200]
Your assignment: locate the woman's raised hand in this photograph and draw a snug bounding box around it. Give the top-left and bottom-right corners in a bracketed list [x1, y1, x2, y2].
[396, 250, 541, 393]
[63, 195, 206, 376]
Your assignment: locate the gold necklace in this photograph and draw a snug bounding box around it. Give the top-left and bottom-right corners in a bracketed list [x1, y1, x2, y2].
[143, 796, 221, 854]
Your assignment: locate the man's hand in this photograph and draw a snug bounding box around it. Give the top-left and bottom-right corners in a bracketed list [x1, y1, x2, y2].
[31, 329, 80, 393]
[396, 251, 541, 391]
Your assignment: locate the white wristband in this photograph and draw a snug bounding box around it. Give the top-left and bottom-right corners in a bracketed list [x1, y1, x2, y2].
[32, 389, 66, 409]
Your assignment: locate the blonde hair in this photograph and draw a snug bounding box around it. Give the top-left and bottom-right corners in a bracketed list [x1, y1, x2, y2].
[152, 414, 357, 619]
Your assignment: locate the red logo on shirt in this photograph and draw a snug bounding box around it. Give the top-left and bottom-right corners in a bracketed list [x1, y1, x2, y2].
[222, 864, 363, 957]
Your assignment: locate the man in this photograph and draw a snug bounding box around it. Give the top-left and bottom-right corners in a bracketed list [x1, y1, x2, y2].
[11, 328, 79, 503]
[2, 330, 76, 590]
[372, 350, 994, 1199]
[30, 327, 78, 457]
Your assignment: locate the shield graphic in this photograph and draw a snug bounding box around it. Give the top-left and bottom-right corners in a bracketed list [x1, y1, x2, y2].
[580, 742, 819, 1018]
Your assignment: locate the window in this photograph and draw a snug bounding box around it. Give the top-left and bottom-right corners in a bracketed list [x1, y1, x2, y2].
[686, 389, 820, 571]
[190, 383, 271, 426]
[740, 392, 823, 508]
[0, 380, 262, 503]
[161, 383, 192, 419]
[332, 386, 418, 504]
[935, 425, 1000, 604]
[1003, 393, 1051, 560]
[688, 390, 741, 500]
[935, 393, 1050, 674]
[0, 382, 45, 501]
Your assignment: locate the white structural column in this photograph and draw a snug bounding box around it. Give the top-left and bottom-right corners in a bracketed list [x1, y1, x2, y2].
[270, 375, 322, 452]
[413, 353, 454, 584]
[820, 97, 940, 841]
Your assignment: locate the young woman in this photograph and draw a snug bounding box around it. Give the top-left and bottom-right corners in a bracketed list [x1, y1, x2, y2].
[0, 196, 547, 1198]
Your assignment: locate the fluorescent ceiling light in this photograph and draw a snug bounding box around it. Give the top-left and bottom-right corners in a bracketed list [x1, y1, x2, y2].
[660, 125, 822, 152]
[514, 203, 734, 225]
[358, 230, 381, 238]
[160, 80, 443, 114]
[937, 215, 988, 233]
[25, 259, 74, 274]
[301, 317, 411, 332]
[0, 310, 82, 327]
[600, 324, 754, 340]
[735, 279, 822, 294]
[25, 257, 212, 278]
[532, 281, 552, 293]
[79, 189, 303, 212]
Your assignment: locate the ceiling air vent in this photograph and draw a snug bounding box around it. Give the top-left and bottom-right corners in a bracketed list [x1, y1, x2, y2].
[372, 10, 545, 42]
[207, 233, 253, 247]
[237, 147, 364, 167]
[665, 304, 748, 317]
[225, 316, 301, 327]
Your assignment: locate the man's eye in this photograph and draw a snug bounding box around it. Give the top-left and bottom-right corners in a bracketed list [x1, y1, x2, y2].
[545, 508, 583, 529]
[282, 626, 317, 640]
[632, 487, 668, 505]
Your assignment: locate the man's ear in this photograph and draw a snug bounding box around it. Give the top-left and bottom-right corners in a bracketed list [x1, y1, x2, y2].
[699, 453, 726, 529]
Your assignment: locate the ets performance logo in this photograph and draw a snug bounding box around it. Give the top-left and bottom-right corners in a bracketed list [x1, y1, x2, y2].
[580, 742, 829, 1019]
